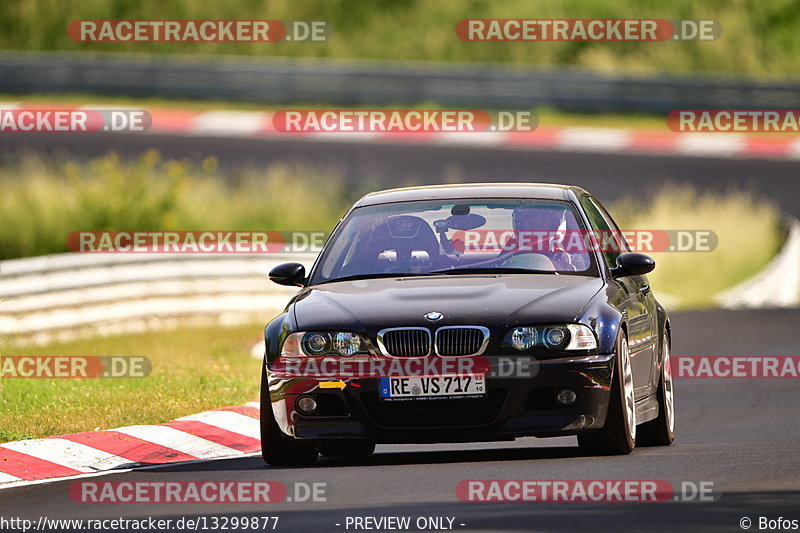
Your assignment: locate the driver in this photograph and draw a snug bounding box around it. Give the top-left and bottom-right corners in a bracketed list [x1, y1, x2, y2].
[510, 206, 577, 271]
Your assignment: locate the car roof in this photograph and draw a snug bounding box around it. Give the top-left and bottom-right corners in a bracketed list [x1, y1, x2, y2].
[355, 183, 588, 207]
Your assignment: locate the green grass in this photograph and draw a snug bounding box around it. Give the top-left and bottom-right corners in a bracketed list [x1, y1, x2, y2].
[0, 0, 799, 76]
[0, 152, 353, 259]
[0, 323, 270, 442]
[611, 184, 783, 308]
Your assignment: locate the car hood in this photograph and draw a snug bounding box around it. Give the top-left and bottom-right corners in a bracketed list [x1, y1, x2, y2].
[291, 274, 604, 333]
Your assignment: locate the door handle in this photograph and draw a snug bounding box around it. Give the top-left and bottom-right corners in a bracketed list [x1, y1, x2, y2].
[639, 284, 650, 294]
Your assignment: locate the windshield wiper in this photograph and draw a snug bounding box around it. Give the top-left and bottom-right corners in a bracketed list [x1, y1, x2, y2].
[317, 272, 437, 284]
[318, 267, 556, 284]
[429, 267, 554, 275]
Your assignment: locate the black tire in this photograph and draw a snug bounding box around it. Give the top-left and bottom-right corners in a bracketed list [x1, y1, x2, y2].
[638, 333, 676, 446]
[578, 332, 636, 455]
[318, 440, 376, 458]
[260, 365, 318, 466]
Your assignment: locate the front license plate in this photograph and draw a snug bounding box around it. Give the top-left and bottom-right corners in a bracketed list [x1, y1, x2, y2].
[379, 375, 485, 400]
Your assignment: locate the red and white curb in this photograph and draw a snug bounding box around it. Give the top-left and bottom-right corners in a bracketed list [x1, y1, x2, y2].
[3, 102, 800, 160]
[0, 402, 262, 489]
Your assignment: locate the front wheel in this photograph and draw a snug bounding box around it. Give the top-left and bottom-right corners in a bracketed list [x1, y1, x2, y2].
[638, 333, 676, 446]
[578, 332, 636, 455]
[260, 365, 318, 466]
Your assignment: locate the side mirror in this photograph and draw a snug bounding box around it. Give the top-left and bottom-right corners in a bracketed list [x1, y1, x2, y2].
[612, 252, 655, 278]
[269, 262, 306, 287]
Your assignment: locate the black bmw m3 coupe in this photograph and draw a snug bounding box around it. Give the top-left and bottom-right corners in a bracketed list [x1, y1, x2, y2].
[260, 183, 675, 465]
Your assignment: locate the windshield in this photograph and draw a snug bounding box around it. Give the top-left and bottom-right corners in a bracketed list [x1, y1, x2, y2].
[310, 198, 600, 284]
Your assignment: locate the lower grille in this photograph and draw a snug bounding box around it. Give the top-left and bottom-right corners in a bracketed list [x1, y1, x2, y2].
[311, 393, 349, 416]
[361, 390, 507, 428]
[378, 328, 431, 357]
[436, 327, 488, 356]
[524, 387, 575, 411]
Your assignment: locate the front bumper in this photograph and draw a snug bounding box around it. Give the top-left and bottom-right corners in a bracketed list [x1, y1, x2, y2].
[265, 353, 615, 443]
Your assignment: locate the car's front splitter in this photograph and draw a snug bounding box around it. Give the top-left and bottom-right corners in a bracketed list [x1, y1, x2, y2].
[266, 353, 615, 443]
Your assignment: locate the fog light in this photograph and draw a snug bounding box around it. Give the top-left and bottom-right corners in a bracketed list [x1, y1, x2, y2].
[296, 395, 318, 415]
[557, 389, 577, 406]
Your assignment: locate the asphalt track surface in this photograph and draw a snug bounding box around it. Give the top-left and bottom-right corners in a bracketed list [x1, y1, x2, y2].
[1, 308, 798, 532]
[2, 132, 800, 217]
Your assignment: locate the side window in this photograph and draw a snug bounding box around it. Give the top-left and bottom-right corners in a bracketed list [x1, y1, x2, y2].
[320, 222, 357, 278]
[580, 195, 628, 269]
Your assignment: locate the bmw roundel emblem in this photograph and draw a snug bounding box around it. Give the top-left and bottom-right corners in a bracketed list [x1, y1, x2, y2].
[424, 311, 444, 321]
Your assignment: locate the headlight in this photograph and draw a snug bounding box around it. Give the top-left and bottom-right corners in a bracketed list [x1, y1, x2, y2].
[303, 333, 328, 354]
[332, 332, 361, 356]
[510, 327, 537, 351]
[544, 326, 568, 348]
[505, 324, 596, 351]
[281, 331, 368, 357]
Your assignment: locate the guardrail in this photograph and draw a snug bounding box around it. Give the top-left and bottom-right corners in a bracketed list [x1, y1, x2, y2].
[2, 52, 800, 113]
[1, 218, 797, 346]
[0, 253, 312, 345]
[717, 218, 800, 309]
